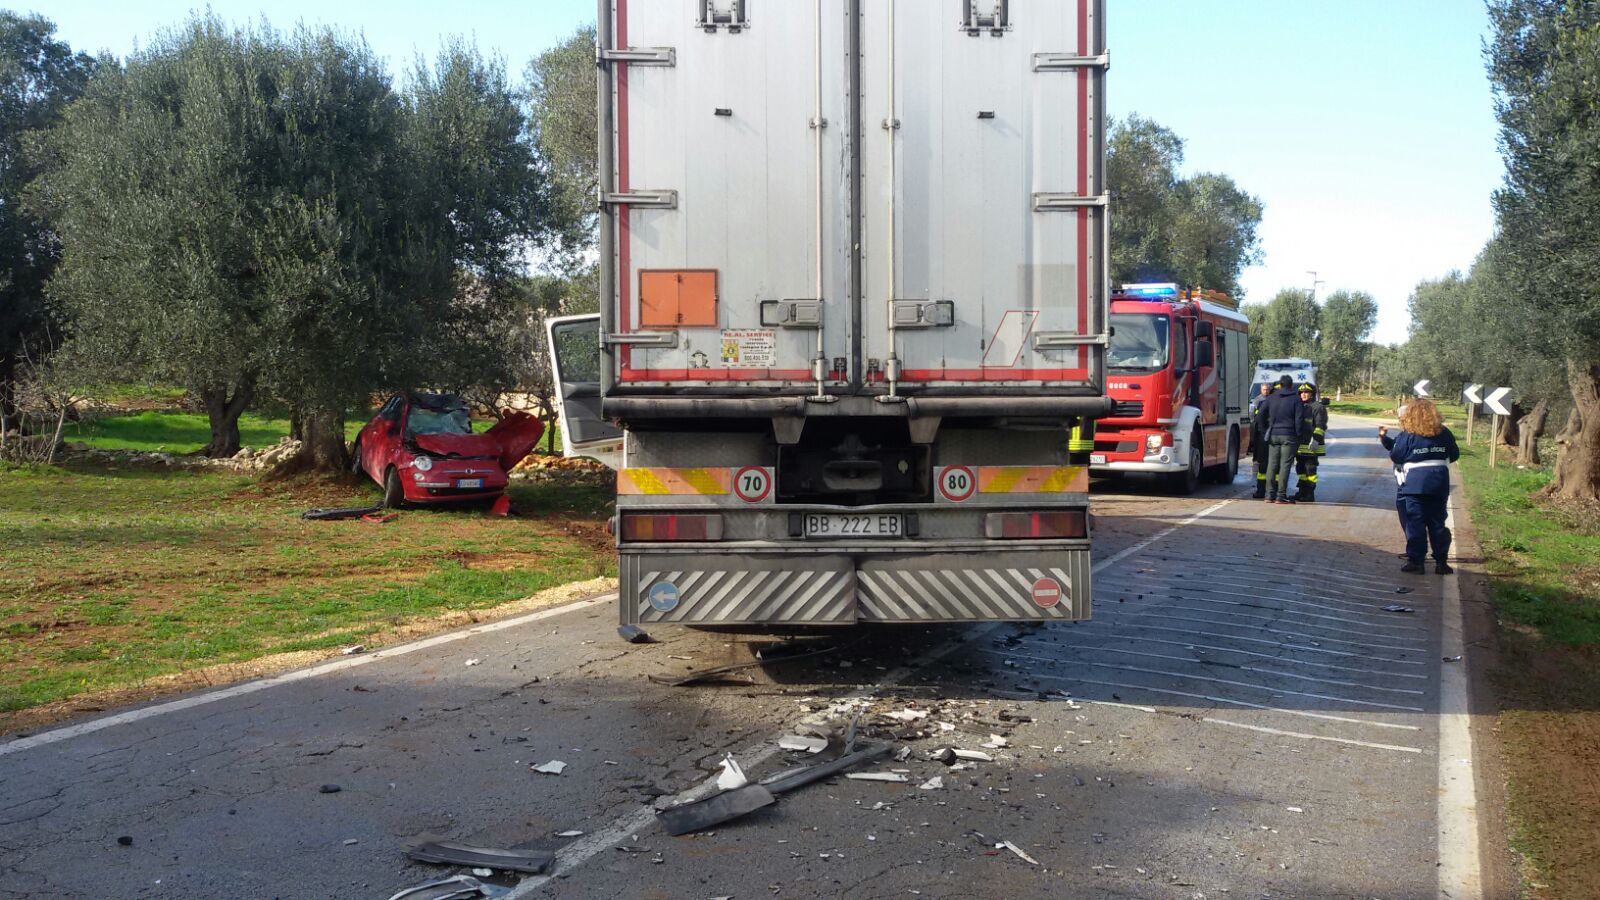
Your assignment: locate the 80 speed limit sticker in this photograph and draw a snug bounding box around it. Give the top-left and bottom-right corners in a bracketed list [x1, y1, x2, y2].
[937, 466, 977, 502]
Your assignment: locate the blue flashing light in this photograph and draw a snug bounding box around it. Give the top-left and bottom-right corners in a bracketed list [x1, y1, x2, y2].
[1121, 282, 1179, 298]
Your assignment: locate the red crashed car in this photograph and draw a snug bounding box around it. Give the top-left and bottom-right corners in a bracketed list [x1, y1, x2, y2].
[352, 393, 543, 507]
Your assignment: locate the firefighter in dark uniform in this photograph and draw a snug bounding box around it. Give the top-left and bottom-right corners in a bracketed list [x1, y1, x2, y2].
[1293, 382, 1328, 502]
[1249, 382, 1274, 498]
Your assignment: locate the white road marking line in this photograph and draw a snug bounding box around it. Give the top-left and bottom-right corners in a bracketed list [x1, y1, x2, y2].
[1064, 615, 1427, 666]
[507, 494, 1246, 894]
[1202, 717, 1422, 754]
[1025, 671, 1420, 731]
[982, 648, 1426, 712]
[1140, 565, 1427, 603]
[1437, 501, 1482, 897]
[1006, 638, 1427, 694]
[1017, 630, 1429, 680]
[1121, 606, 1429, 653]
[0, 594, 616, 758]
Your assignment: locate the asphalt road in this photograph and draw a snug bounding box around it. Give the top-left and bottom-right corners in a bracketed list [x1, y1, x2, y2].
[0, 416, 1479, 899]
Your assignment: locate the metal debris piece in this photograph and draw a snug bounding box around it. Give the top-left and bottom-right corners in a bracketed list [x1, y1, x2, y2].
[532, 760, 567, 775]
[1381, 605, 1415, 613]
[717, 754, 749, 790]
[762, 742, 893, 794]
[778, 735, 828, 754]
[658, 785, 777, 836]
[845, 772, 909, 783]
[403, 840, 554, 875]
[953, 749, 994, 762]
[617, 624, 657, 644]
[919, 776, 943, 790]
[1443, 655, 1462, 662]
[885, 709, 928, 722]
[555, 830, 584, 837]
[1394, 586, 1414, 594]
[385, 875, 509, 900]
[981, 734, 1009, 749]
[999, 841, 1039, 865]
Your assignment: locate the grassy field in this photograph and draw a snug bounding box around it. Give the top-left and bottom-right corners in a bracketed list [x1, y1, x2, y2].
[0, 459, 613, 720]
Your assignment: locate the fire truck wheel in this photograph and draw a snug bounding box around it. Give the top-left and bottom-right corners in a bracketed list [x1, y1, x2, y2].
[1168, 427, 1203, 494]
[1205, 427, 1240, 484]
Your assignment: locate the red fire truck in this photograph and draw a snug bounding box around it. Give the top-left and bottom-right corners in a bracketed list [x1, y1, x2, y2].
[1090, 283, 1251, 493]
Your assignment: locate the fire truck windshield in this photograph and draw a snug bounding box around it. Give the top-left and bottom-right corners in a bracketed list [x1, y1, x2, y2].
[1107, 313, 1170, 372]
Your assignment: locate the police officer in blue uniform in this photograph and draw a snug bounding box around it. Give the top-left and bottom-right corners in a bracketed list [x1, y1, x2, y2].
[1379, 397, 1460, 573]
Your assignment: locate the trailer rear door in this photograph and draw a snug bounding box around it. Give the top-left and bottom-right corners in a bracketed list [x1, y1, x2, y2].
[860, 0, 1106, 391]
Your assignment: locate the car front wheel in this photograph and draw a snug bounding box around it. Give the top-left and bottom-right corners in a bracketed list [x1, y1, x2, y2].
[382, 466, 406, 509]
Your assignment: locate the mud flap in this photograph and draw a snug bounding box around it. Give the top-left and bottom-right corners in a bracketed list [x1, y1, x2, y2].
[624, 554, 858, 625]
[857, 550, 1091, 622]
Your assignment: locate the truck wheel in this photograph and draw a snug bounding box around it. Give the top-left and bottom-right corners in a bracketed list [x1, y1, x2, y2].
[382, 466, 406, 508]
[1206, 427, 1239, 484]
[1168, 428, 1202, 494]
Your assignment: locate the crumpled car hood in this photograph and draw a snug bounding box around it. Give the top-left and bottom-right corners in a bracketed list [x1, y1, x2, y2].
[412, 410, 542, 472]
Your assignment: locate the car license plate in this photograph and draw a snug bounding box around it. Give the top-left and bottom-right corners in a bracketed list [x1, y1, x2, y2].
[1089, 454, 1107, 465]
[803, 514, 903, 538]
[456, 478, 484, 489]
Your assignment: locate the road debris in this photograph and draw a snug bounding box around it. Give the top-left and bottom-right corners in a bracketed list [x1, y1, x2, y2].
[385, 874, 509, 900]
[403, 839, 554, 874]
[845, 772, 909, 783]
[886, 709, 928, 722]
[1443, 655, 1463, 662]
[1381, 605, 1415, 613]
[778, 735, 828, 754]
[318, 784, 342, 793]
[531, 760, 567, 775]
[464, 659, 481, 666]
[301, 504, 384, 521]
[658, 784, 777, 836]
[470, 868, 492, 877]
[617, 624, 657, 644]
[116, 835, 133, 846]
[999, 841, 1039, 865]
[555, 830, 584, 837]
[1286, 806, 1304, 813]
[341, 645, 366, 655]
[981, 734, 1009, 749]
[919, 776, 944, 790]
[716, 754, 749, 790]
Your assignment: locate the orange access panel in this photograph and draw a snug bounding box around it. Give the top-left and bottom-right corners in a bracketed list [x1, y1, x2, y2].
[639, 269, 718, 327]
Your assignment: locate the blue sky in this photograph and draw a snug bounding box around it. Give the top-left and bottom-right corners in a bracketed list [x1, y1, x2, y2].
[35, 0, 1501, 345]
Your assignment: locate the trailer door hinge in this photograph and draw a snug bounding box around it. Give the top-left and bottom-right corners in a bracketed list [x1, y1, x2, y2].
[1032, 52, 1109, 71]
[1033, 192, 1109, 211]
[601, 190, 678, 209]
[599, 46, 676, 66]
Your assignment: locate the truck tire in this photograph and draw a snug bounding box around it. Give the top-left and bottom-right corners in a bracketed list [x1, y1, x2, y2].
[382, 466, 406, 509]
[1205, 427, 1239, 484]
[1168, 427, 1203, 494]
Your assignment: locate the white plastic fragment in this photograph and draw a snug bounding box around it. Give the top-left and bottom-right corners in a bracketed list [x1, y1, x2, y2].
[953, 749, 993, 762]
[886, 709, 928, 722]
[471, 868, 493, 877]
[846, 772, 910, 783]
[716, 754, 748, 790]
[999, 840, 1039, 865]
[556, 830, 584, 837]
[1286, 806, 1303, 813]
[982, 734, 1008, 749]
[938, 722, 956, 732]
[778, 735, 828, 754]
[532, 760, 567, 775]
[918, 776, 943, 790]
[464, 659, 481, 667]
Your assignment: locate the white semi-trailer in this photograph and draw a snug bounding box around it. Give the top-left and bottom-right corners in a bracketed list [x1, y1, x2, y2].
[549, 0, 1111, 626]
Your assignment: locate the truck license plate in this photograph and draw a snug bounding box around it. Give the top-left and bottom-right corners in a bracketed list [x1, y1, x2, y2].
[804, 514, 903, 538]
[456, 478, 484, 489]
[1089, 454, 1107, 465]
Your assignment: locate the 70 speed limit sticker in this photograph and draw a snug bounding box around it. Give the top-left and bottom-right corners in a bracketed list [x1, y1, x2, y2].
[733, 466, 772, 503]
[937, 466, 977, 502]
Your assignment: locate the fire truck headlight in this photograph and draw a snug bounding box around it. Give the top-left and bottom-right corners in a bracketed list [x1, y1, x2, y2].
[1145, 434, 1164, 452]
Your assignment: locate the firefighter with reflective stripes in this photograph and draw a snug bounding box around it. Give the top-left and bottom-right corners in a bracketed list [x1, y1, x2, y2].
[1293, 382, 1328, 502]
[1249, 382, 1274, 498]
[1069, 419, 1095, 459]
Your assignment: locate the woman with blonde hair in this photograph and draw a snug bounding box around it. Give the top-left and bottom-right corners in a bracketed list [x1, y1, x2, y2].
[1378, 398, 1460, 573]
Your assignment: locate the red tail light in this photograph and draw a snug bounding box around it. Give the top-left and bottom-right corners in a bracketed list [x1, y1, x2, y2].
[984, 511, 1089, 539]
[619, 513, 724, 542]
